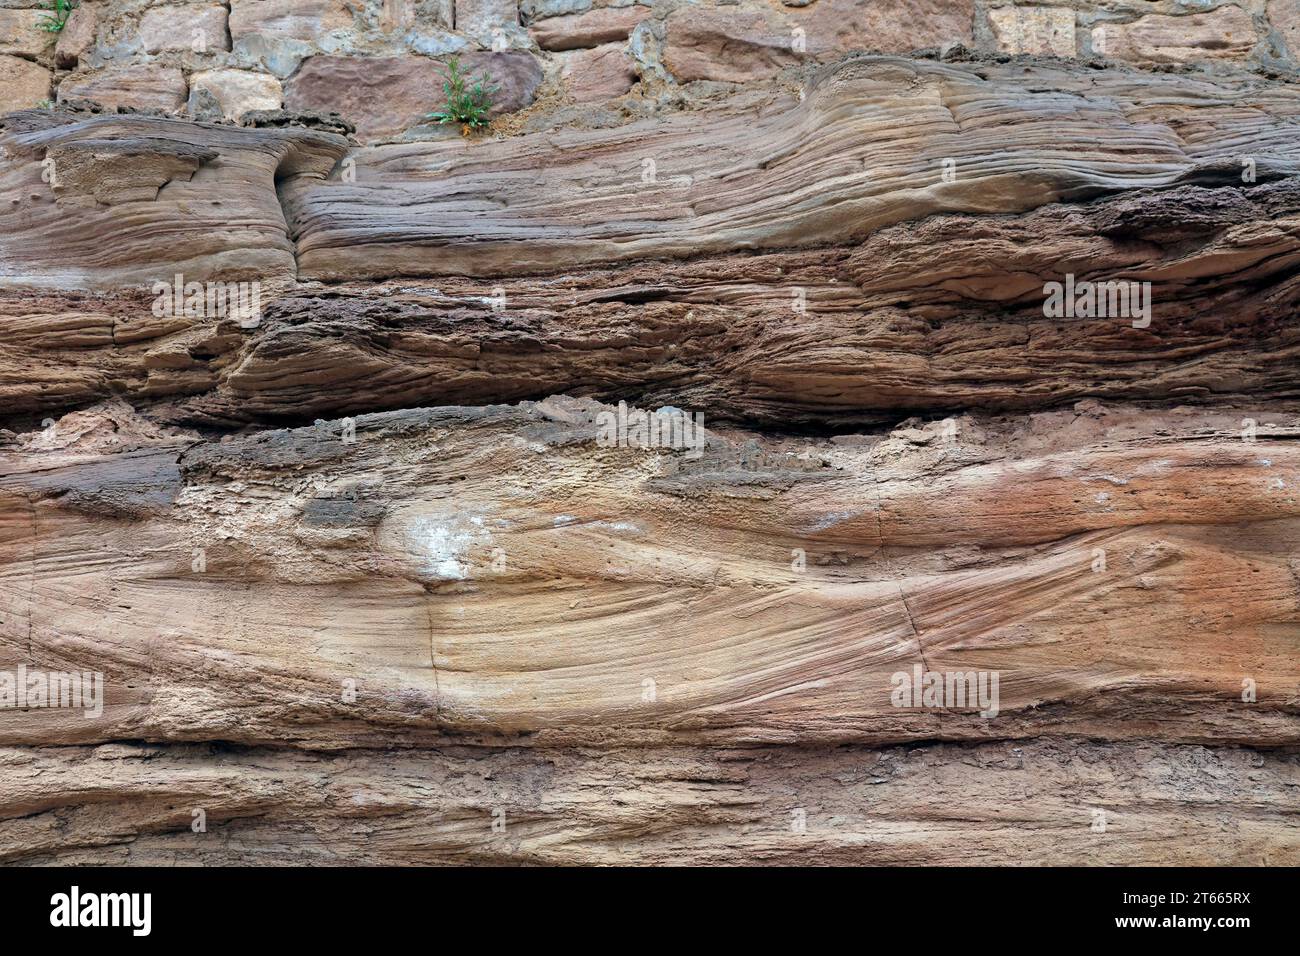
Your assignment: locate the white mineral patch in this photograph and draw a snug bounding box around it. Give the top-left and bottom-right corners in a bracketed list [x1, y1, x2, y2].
[408, 515, 490, 580]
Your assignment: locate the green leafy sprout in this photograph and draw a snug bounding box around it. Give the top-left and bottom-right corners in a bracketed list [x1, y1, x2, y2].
[428, 56, 499, 132]
[37, 0, 75, 33]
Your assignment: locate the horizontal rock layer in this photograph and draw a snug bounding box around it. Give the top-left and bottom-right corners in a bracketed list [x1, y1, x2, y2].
[2, 739, 1295, 865]
[4, 56, 1300, 432]
[7, 56, 1300, 290]
[286, 56, 1300, 279]
[2, 400, 1297, 749]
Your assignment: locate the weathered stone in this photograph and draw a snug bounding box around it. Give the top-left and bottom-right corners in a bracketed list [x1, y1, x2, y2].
[1093, 8, 1257, 63]
[188, 69, 284, 122]
[372, 0, 454, 32]
[520, 0, 590, 19]
[229, 0, 354, 43]
[456, 0, 523, 47]
[531, 5, 648, 50]
[0, 8, 53, 59]
[231, 33, 317, 78]
[6, 25, 1300, 871]
[187, 85, 224, 123]
[0, 111, 346, 288]
[406, 29, 470, 55]
[662, 8, 798, 83]
[53, 4, 96, 69]
[663, 0, 975, 83]
[562, 41, 637, 101]
[806, 0, 975, 54]
[57, 65, 189, 113]
[242, 107, 355, 137]
[272, 56, 1300, 287]
[1, 738, 1297, 865]
[283, 52, 542, 142]
[1267, 0, 1300, 58]
[138, 4, 230, 54]
[988, 5, 1075, 58]
[0, 54, 50, 112]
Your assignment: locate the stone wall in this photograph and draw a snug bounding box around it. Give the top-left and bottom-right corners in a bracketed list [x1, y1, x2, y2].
[1, 0, 1296, 142]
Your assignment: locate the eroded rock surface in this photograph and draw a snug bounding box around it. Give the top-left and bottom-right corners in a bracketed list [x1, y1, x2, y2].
[1, 45, 1298, 865]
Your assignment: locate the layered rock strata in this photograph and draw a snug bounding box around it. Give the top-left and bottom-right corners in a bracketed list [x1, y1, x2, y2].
[1, 49, 1298, 864]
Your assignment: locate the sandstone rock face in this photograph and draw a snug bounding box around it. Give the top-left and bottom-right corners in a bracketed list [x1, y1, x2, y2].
[456, 0, 519, 40]
[283, 51, 542, 142]
[138, 4, 230, 54]
[1, 396, 1299, 754]
[278, 57, 1300, 280]
[1093, 7, 1257, 63]
[228, 0, 355, 76]
[0, 54, 50, 112]
[188, 69, 284, 121]
[1268, 0, 1300, 57]
[7, 738, 1292, 865]
[988, 4, 1074, 57]
[562, 41, 637, 101]
[663, 0, 975, 83]
[58, 65, 189, 113]
[0, 8, 53, 59]
[521, 0, 593, 19]
[662, 7, 796, 83]
[532, 6, 649, 50]
[3, 37, 1300, 867]
[0, 111, 346, 288]
[53, 4, 96, 69]
[229, 0, 354, 43]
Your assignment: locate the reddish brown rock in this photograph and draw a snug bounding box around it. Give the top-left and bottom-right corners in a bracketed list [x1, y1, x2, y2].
[663, 0, 975, 83]
[0, 111, 347, 289]
[1268, 0, 1300, 58]
[58, 65, 189, 113]
[228, 0, 354, 41]
[0, 8, 53, 59]
[1093, 8, 1257, 63]
[1, 739, 1296, 865]
[3, 41, 1300, 869]
[531, 6, 649, 50]
[662, 8, 798, 84]
[283, 52, 542, 141]
[8, 59, 1300, 423]
[53, 4, 96, 69]
[0, 54, 50, 112]
[138, 4, 230, 54]
[562, 41, 637, 101]
[801, 0, 974, 53]
[0, 398, 1298, 760]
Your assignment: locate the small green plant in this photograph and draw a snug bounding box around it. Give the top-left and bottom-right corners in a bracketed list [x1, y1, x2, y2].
[428, 56, 498, 132]
[37, 0, 75, 33]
